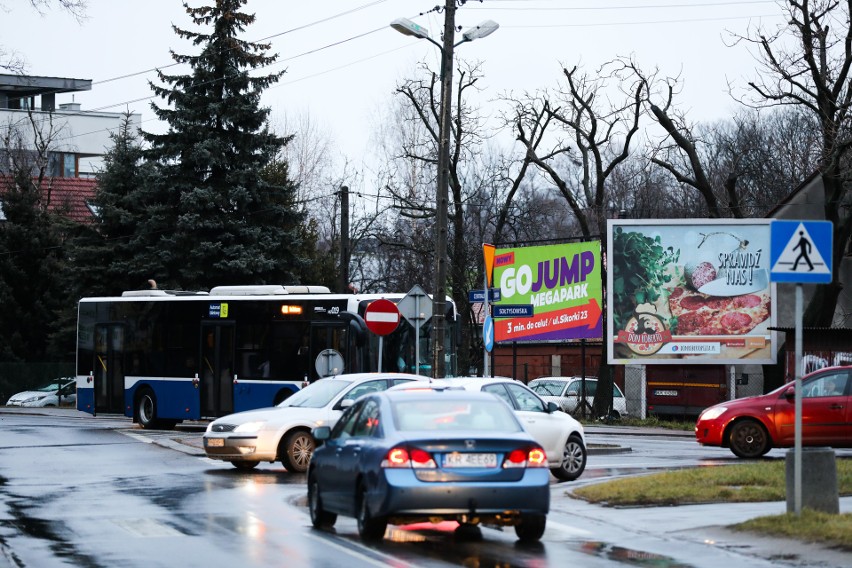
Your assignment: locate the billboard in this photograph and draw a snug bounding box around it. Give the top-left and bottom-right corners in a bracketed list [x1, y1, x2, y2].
[607, 219, 776, 364]
[493, 241, 602, 343]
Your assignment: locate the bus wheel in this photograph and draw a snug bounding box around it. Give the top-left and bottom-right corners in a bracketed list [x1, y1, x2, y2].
[136, 390, 160, 430]
[280, 430, 314, 473]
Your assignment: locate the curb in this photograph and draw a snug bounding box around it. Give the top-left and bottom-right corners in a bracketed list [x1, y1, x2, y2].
[588, 443, 632, 455]
[160, 435, 632, 458]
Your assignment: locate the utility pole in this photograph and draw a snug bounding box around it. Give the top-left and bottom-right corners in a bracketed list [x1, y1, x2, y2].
[390, 6, 499, 379]
[431, 0, 455, 378]
[339, 185, 350, 293]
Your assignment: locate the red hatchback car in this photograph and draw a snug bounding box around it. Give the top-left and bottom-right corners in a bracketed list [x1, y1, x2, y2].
[695, 366, 852, 458]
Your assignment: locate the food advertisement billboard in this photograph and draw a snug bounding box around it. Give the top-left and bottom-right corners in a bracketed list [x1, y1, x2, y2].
[607, 219, 776, 364]
[493, 242, 602, 343]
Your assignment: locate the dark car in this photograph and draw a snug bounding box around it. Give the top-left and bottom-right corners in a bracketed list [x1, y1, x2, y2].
[695, 366, 852, 458]
[307, 388, 551, 543]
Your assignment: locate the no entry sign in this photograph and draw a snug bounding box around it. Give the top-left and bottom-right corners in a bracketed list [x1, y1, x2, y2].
[364, 299, 401, 336]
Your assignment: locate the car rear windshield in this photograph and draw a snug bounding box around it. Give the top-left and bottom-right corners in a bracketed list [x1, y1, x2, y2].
[280, 379, 351, 408]
[392, 398, 523, 432]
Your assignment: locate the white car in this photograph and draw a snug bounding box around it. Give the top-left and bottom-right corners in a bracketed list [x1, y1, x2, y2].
[203, 373, 427, 472]
[407, 377, 588, 481]
[6, 378, 76, 407]
[528, 376, 629, 418]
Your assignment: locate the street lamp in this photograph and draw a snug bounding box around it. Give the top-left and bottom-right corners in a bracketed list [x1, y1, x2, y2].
[391, 6, 498, 378]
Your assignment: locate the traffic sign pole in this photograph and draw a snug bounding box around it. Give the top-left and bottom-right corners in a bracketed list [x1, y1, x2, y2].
[794, 284, 803, 515]
[484, 265, 489, 377]
[483, 244, 495, 377]
[770, 219, 833, 517]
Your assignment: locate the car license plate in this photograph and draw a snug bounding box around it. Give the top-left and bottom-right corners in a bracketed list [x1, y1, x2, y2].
[205, 438, 224, 447]
[443, 452, 497, 468]
[654, 389, 678, 397]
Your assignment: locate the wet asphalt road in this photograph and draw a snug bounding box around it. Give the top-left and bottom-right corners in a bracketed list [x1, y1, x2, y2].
[1, 408, 850, 567]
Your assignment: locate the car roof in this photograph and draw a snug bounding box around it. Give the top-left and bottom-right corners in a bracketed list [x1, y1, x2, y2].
[380, 387, 514, 403]
[321, 372, 427, 383]
[436, 376, 522, 387]
[531, 376, 597, 382]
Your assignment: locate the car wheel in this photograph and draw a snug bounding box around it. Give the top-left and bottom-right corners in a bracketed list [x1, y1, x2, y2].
[515, 514, 546, 542]
[728, 419, 770, 458]
[280, 430, 314, 473]
[136, 390, 161, 430]
[356, 485, 387, 541]
[308, 474, 337, 529]
[231, 461, 259, 471]
[551, 433, 587, 481]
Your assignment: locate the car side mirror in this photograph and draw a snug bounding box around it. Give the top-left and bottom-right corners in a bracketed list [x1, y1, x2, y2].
[546, 401, 560, 413]
[312, 426, 331, 446]
[784, 385, 796, 399]
[339, 399, 354, 409]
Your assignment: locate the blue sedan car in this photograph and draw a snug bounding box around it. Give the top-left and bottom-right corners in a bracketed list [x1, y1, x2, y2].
[307, 388, 551, 543]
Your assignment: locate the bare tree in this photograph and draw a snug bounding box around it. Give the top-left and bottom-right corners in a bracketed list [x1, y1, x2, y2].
[506, 57, 649, 417]
[1, 107, 64, 206]
[731, 0, 852, 325]
[1, 1, 87, 73]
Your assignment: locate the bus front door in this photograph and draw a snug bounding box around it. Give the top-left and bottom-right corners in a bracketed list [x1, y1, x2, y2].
[93, 324, 126, 415]
[200, 323, 236, 418]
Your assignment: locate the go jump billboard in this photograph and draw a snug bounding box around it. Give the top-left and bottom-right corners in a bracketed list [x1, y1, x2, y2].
[493, 242, 602, 343]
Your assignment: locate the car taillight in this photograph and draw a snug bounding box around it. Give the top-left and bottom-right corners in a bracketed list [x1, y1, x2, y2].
[381, 447, 437, 469]
[503, 447, 547, 468]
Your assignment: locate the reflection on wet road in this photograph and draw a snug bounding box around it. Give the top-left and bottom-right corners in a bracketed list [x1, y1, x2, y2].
[2, 411, 849, 568]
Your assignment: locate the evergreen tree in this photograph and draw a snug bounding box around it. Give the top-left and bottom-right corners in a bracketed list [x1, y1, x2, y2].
[0, 173, 67, 362]
[72, 113, 161, 297]
[142, 0, 304, 290]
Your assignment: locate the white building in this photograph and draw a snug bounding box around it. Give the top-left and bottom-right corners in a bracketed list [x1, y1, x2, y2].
[0, 73, 140, 178]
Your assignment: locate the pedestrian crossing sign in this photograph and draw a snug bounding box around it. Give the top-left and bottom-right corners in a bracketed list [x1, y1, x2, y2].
[770, 220, 833, 283]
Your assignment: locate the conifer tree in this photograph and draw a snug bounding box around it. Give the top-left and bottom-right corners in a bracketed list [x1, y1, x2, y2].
[73, 113, 159, 297]
[143, 0, 304, 290]
[0, 172, 66, 362]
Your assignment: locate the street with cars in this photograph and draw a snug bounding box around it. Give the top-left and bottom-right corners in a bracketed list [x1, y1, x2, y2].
[2, 406, 851, 567]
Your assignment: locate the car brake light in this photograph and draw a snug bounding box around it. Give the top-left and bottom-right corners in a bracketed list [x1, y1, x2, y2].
[381, 447, 437, 469]
[503, 447, 547, 468]
[527, 447, 547, 467]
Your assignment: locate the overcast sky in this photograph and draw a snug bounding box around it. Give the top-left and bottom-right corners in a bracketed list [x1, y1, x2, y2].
[6, 0, 785, 171]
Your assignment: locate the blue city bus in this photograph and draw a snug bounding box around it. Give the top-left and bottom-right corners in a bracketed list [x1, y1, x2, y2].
[76, 285, 458, 428]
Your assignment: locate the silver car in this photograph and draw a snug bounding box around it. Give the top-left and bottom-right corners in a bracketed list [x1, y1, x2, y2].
[203, 373, 427, 472]
[409, 377, 588, 481]
[6, 378, 76, 407]
[528, 376, 629, 418]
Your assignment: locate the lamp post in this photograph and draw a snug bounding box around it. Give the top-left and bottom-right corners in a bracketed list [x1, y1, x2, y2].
[391, 7, 498, 378]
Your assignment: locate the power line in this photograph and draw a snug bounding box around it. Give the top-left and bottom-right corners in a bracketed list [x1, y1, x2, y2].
[0, 0, 788, 163]
[476, 0, 777, 10]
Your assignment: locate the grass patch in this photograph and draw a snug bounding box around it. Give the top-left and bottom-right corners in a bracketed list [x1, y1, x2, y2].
[580, 415, 695, 431]
[617, 416, 695, 431]
[733, 509, 852, 550]
[572, 458, 852, 550]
